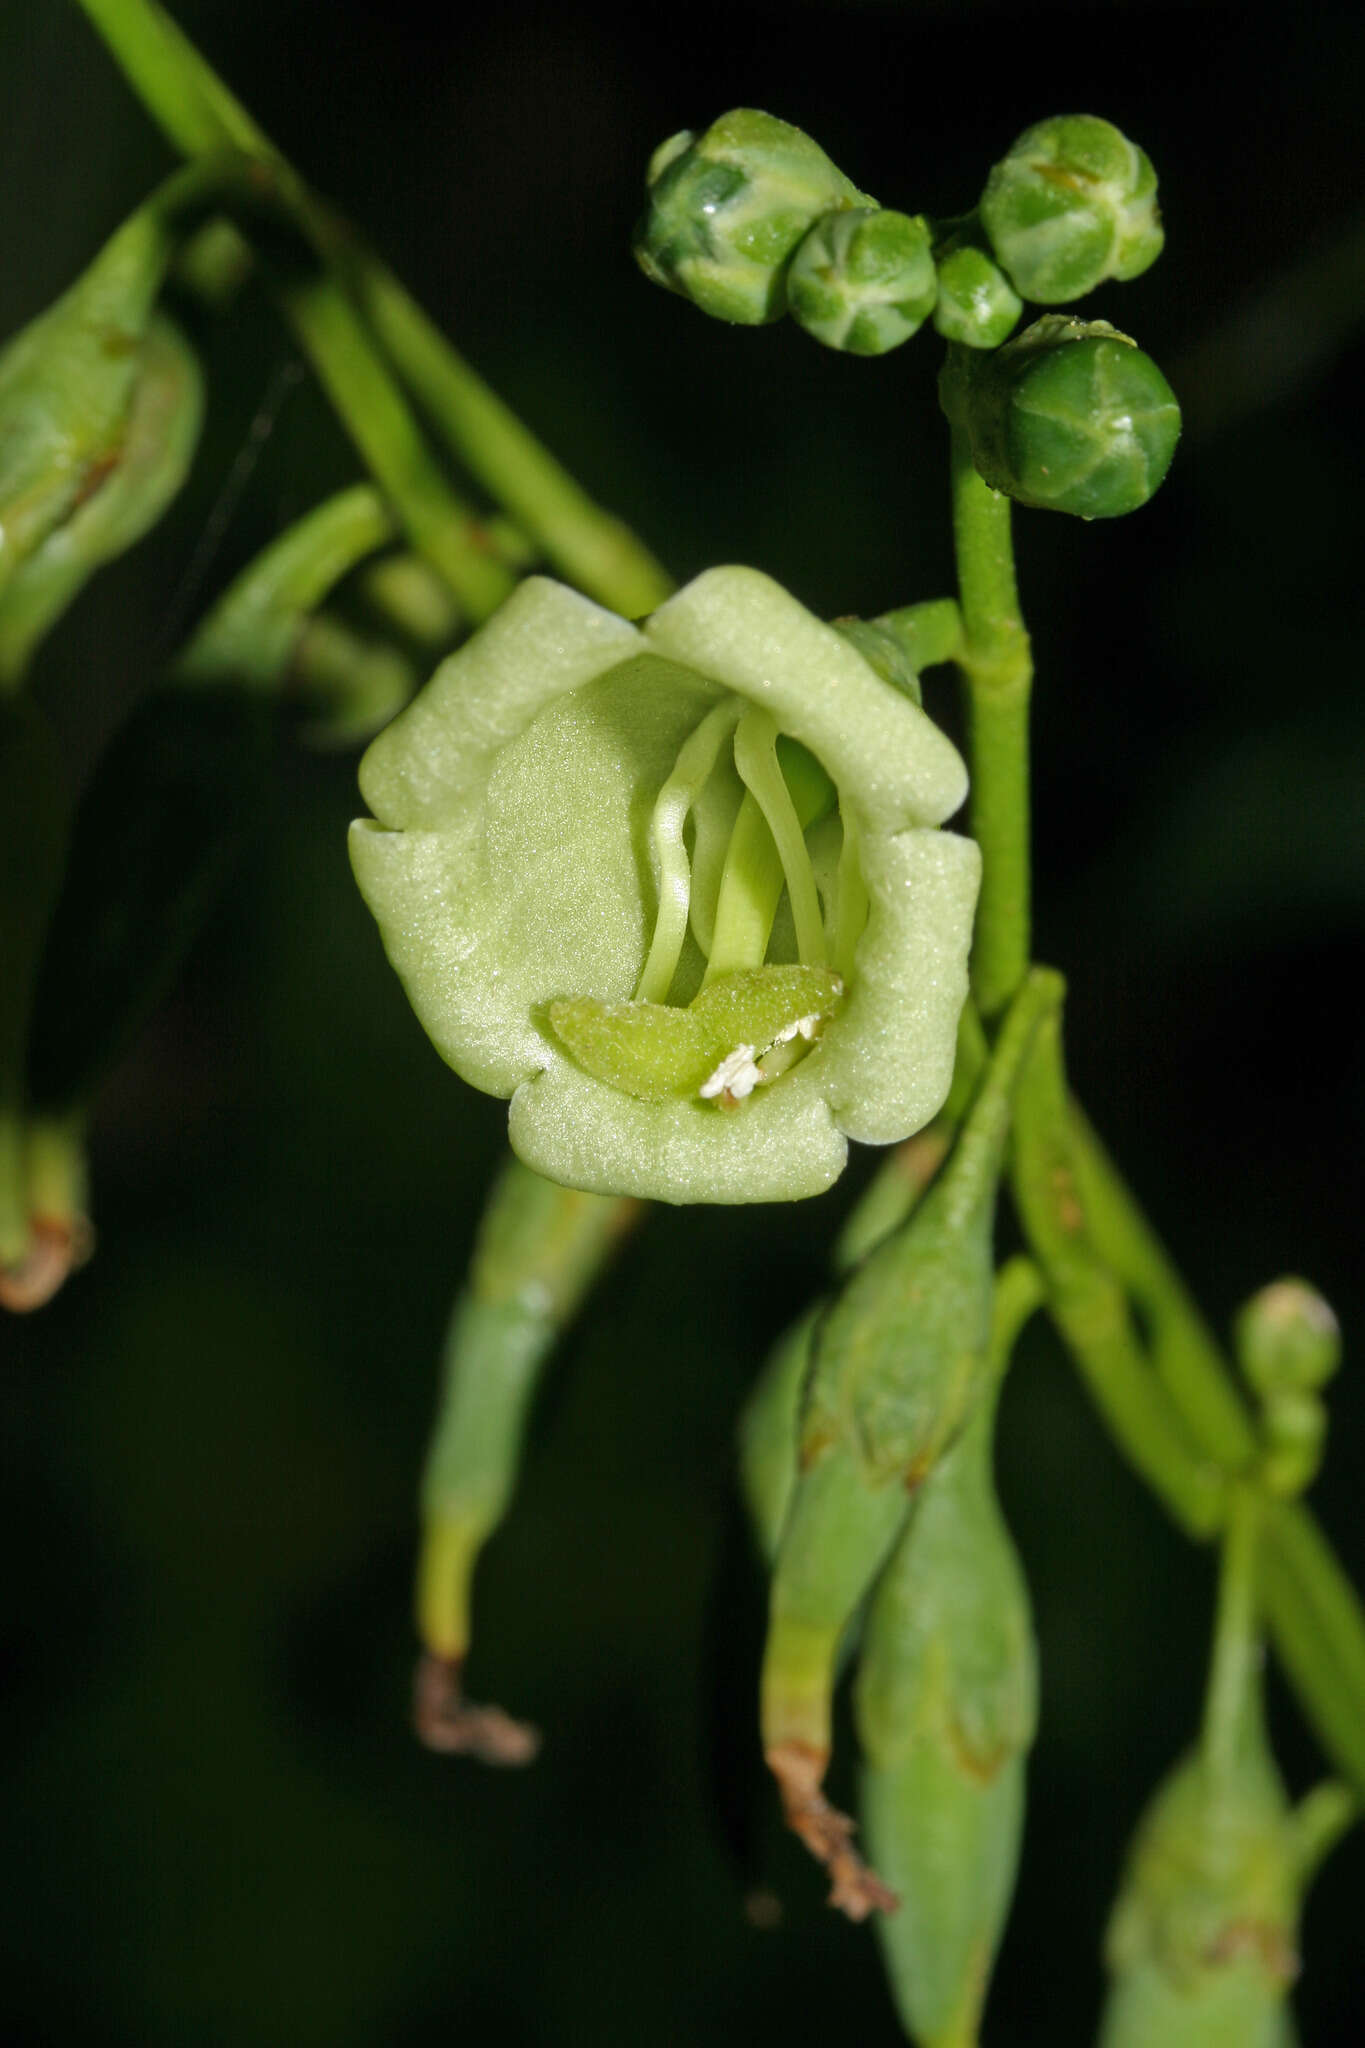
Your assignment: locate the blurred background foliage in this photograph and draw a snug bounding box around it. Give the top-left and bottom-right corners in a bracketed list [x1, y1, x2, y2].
[2, 1, 1363, 2041]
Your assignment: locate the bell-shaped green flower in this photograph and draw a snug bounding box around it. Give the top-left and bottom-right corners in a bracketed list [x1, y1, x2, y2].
[350, 568, 979, 1205]
[980, 114, 1164, 304]
[633, 110, 873, 325]
[787, 208, 937, 356]
[945, 316, 1181, 520]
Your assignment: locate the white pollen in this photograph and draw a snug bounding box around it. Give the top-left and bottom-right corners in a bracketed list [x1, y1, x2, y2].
[699, 1045, 763, 1101]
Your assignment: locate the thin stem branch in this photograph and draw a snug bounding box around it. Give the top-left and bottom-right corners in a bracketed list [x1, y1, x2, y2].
[74, 0, 674, 619]
[1010, 1006, 1227, 1538]
[948, 421, 1032, 1020]
[1201, 1480, 1261, 1784]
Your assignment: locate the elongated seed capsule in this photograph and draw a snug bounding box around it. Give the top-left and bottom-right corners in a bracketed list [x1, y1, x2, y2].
[1098, 1488, 1325, 2048]
[633, 109, 873, 325]
[414, 1158, 637, 1759]
[738, 1006, 988, 1563]
[980, 115, 1164, 305]
[857, 1256, 1042, 2048]
[0, 315, 204, 685]
[738, 1306, 822, 1566]
[788, 208, 937, 356]
[760, 968, 1061, 1915]
[944, 317, 1181, 520]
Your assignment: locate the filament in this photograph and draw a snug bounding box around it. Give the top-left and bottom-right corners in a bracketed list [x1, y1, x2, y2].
[635, 696, 743, 1002]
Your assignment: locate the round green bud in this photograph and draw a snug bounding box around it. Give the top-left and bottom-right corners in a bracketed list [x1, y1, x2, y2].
[787, 208, 936, 356]
[633, 108, 872, 325]
[1235, 1278, 1341, 1400]
[932, 243, 1022, 349]
[950, 315, 1181, 519]
[981, 114, 1164, 304]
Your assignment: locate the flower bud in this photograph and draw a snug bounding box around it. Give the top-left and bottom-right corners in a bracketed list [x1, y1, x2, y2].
[947, 315, 1181, 519]
[856, 1385, 1036, 2047]
[1099, 1723, 1301, 2046]
[0, 181, 190, 603]
[931, 242, 1022, 349]
[1235, 1279, 1340, 1500]
[0, 316, 203, 683]
[787, 208, 936, 356]
[414, 1158, 633, 1757]
[1236, 1279, 1340, 1401]
[757, 972, 1058, 1914]
[980, 114, 1164, 304]
[633, 109, 872, 325]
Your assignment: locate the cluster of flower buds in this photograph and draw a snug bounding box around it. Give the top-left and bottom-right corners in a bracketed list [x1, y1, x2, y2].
[636, 109, 1165, 361]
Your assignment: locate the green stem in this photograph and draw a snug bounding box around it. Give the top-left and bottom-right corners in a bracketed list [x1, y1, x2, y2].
[1066, 1106, 1258, 1469]
[348, 257, 674, 616]
[271, 261, 513, 620]
[1201, 1480, 1261, 1784]
[866, 595, 964, 675]
[1060, 1099, 1365, 1796]
[1010, 1006, 1226, 1538]
[74, 0, 674, 620]
[948, 422, 1032, 1020]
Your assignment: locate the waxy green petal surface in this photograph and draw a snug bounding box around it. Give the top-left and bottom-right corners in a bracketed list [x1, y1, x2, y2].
[351, 568, 978, 1203]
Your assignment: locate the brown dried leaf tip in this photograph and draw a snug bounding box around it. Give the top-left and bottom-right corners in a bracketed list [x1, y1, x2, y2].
[412, 1653, 541, 1767]
[0, 1215, 94, 1314]
[767, 1740, 899, 1922]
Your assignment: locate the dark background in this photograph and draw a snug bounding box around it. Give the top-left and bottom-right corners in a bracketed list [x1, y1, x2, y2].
[4, 2, 1364, 2041]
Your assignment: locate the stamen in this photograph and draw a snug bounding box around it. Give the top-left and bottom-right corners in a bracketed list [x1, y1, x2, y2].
[636, 696, 745, 1002]
[833, 810, 870, 982]
[705, 721, 836, 984]
[733, 711, 829, 970]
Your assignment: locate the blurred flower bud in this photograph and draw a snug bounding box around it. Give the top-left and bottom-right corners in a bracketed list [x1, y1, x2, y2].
[932, 241, 1023, 349]
[1235, 1279, 1341, 1499]
[857, 1387, 1037, 2045]
[0, 180, 192, 603]
[945, 315, 1181, 519]
[1236, 1279, 1341, 1401]
[633, 109, 872, 325]
[1100, 1723, 1301, 2046]
[0, 316, 203, 683]
[980, 114, 1164, 304]
[787, 208, 936, 355]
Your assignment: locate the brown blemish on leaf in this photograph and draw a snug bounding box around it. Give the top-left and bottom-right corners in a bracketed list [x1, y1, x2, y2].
[766, 1739, 899, 1922]
[1049, 1162, 1085, 1235]
[412, 1652, 541, 1767]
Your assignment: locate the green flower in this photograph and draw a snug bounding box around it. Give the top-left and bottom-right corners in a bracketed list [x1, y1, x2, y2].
[350, 569, 978, 1204]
